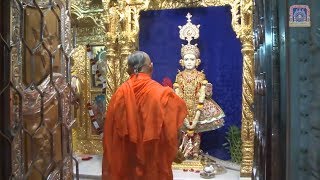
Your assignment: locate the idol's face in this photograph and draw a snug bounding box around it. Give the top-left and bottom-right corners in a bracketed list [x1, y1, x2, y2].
[183, 54, 197, 70]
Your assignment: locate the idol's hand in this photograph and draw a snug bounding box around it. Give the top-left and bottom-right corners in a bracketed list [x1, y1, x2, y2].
[187, 129, 195, 136]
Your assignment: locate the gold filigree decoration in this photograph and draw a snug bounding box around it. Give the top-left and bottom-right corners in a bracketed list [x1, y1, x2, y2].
[173, 160, 203, 171]
[71, 45, 103, 154]
[71, 2, 105, 30]
[102, 0, 254, 177]
[76, 26, 106, 45]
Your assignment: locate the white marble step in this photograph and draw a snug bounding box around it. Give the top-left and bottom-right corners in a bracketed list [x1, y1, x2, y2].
[73, 155, 241, 180]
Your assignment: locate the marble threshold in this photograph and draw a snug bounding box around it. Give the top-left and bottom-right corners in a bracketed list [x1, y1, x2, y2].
[73, 155, 241, 180]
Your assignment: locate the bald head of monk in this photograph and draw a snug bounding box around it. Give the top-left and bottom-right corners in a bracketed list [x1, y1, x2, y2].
[127, 51, 153, 76]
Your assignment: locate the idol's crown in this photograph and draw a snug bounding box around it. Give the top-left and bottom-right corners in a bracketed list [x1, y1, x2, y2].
[178, 13, 200, 58]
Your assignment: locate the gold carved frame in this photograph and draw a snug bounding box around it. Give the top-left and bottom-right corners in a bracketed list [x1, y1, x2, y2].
[101, 0, 254, 177]
[71, 0, 254, 177]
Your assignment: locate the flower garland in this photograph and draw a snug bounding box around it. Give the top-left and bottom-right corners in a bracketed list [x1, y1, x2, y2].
[183, 106, 202, 131]
[86, 44, 106, 93]
[87, 102, 103, 137]
[183, 81, 207, 132]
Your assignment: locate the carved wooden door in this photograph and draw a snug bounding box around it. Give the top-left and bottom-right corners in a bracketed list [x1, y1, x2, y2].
[0, 0, 78, 179]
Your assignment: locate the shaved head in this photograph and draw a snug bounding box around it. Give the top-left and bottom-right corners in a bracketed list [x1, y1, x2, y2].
[127, 51, 153, 75]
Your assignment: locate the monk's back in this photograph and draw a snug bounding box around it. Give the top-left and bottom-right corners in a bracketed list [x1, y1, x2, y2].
[103, 73, 187, 180]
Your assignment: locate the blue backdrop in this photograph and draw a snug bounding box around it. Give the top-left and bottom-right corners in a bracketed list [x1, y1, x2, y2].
[139, 6, 243, 160]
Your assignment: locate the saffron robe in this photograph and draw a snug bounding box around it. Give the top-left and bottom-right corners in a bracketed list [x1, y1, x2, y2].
[102, 73, 187, 180]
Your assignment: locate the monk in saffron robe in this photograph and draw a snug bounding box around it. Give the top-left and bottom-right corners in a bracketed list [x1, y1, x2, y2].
[102, 51, 188, 180]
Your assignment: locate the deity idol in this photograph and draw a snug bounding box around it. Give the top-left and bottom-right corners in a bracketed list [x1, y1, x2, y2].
[173, 13, 225, 159]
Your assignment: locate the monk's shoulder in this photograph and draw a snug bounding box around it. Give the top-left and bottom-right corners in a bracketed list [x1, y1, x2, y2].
[147, 80, 163, 90]
[148, 80, 173, 95]
[111, 81, 128, 99]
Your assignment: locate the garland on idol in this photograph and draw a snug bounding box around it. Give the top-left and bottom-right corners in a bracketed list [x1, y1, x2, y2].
[87, 102, 103, 137]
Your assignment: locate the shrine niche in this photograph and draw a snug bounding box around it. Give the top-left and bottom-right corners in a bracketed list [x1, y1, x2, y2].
[70, 0, 254, 177]
[103, 0, 254, 177]
[139, 7, 243, 173]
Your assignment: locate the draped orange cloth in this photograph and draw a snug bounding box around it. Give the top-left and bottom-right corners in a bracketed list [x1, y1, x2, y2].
[102, 73, 187, 180]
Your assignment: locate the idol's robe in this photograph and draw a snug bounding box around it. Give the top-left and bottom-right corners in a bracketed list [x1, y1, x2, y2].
[102, 73, 188, 180]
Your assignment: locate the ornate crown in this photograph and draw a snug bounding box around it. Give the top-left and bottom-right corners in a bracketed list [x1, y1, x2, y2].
[181, 44, 200, 58]
[178, 13, 200, 58]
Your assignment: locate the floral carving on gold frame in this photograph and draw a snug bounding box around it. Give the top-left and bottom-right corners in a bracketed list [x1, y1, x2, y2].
[102, 0, 254, 177]
[71, 1, 106, 155]
[71, 45, 104, 155]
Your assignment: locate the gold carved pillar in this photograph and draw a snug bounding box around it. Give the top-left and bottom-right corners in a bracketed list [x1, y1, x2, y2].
[103, 1, 143, 102]
[118, 4, 135, 90]
[239, 0, 254, 176]
[103, 2, 120, 102]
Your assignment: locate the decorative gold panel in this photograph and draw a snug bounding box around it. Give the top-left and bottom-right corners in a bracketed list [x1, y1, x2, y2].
[71, 45, 104, 154]
[71, 1, 107, 155]
[102, 0, 254, 177]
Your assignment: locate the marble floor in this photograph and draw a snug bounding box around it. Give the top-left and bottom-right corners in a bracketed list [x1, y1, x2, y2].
[73, 155, 240, 180]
